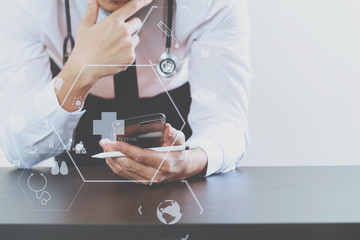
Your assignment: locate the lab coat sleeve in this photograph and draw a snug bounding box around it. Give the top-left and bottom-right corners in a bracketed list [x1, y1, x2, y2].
[0, 2, 84, 168]
[186, 0, 251, 176]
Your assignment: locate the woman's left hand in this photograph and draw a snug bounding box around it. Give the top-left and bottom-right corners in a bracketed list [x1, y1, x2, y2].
[99, 124, 208, 184]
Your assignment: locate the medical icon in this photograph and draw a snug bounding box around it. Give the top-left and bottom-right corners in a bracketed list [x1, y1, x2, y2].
[60, 161, 69, 175]
[93, 112, 117, 139]
[137, 180, 202, 238]
[73, 141, 87, 154]
[156, 200, 182, 225]
[181, 234, 189, 240]
[12, 160, 21, 167]
[191, 89, 218, 103]
[72, 96, 83, 110]
[53, 77, 63, 95]
[157, 21, 179, 48]
[7, 66, 26, 83]
[27, 173, 51, 205]
[9, 115, 26, 133]
[138, 206, 143, 215]
[29, 147, 37, 154]
[51, 160, 68, 176]
[51, 160, 59, 175]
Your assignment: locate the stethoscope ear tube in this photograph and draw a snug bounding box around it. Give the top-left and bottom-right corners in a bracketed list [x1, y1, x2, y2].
[63, 35, 75, 65]
[63, 0, 75, 65]
[165, 0, 174, 49]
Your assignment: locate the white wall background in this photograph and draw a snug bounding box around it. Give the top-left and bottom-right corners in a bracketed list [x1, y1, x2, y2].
[241, 0, 360, 166]
[1, 0, 359, 167]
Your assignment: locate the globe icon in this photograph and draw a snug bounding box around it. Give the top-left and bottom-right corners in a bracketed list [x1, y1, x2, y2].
[156, 200, 182, 225]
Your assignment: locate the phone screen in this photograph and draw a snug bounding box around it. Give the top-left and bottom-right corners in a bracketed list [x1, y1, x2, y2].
[112, 113, 166, 148]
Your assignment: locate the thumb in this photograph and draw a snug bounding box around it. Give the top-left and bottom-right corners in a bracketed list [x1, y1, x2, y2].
[162, 124, 185, 146]
[99, 139, 114, 152]
[82, 0, 99, 27]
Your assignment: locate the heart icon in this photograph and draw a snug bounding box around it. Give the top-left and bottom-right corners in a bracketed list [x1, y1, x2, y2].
[191, 89, 218, 103]
[9, 115, 26, 133]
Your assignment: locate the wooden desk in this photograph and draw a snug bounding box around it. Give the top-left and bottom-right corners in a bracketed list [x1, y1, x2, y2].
[0, 166, 360, 240]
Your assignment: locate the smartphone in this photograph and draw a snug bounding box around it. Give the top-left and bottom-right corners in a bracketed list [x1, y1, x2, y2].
[111, 113, 166, 148]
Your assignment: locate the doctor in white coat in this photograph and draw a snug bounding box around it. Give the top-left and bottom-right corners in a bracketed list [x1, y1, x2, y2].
[0, 0, 251, 183]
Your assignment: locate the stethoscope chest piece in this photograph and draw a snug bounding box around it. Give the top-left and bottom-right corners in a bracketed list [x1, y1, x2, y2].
[156, 51, 182, 78]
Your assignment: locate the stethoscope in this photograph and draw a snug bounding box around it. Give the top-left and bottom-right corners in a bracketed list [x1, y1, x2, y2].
[63, 0, 181, 78]
[27, 173, 51, 205]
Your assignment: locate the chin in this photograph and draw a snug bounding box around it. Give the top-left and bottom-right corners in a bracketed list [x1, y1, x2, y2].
[97, 0, 131, 12]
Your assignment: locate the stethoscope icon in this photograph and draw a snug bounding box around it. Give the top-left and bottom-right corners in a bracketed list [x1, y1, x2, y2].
[27, 173, 51, 205]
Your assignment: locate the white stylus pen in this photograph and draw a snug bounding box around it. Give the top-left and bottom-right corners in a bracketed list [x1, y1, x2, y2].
[91, 144, 198, 159]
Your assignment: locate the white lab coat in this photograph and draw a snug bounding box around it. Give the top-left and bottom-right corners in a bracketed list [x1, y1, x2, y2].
[0, 0, 251, 176]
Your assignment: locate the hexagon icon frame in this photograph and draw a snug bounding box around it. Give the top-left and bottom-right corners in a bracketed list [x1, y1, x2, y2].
[136, 179, 204, 239]
[17, 154, 84, 211]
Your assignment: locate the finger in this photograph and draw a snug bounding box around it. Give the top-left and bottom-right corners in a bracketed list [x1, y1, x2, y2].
[116, 157, 164, 184]
[106, 158, 150, 185]
[104, 141, 171, 184]
[162, 123, 172, 146]
[111, 141, 164, 168]
[100, 139, 162, 168]
[109, 0, 152, 22]
[132, 34, 140, 48]
[100, 140, 149, 181]
[109, 156, 158, 180]
[162, 124, 186, 146]
[126, 17, 142, 35]
[82, 0, 99, 27]
[99, 138, 112, 152]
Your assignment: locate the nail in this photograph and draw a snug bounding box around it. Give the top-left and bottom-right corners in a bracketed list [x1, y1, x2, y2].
[170, 126, 175, 136]
[87, 0, 94, 5]
[114, 142, 122, 151]
[99, 138, 111, 150]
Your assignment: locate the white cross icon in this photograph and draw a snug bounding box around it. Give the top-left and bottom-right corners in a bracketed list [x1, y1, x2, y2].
[93, 112, 118, 140]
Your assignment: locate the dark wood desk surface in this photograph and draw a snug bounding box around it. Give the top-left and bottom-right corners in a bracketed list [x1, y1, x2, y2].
[1, 166, 360, 240]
